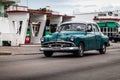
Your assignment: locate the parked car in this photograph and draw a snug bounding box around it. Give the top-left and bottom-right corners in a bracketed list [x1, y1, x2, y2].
[109, 33, 120, 43]
[40, 21, 110, 57]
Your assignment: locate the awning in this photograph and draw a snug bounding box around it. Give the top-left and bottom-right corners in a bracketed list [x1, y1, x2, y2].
[97, 22, 120, 28]
[97, 22, 106, 27]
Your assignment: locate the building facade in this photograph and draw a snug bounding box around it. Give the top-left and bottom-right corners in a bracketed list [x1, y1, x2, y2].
[74, 11, 120, 38]
[0, 4, 74, 46]
[0, 0, 20, 46]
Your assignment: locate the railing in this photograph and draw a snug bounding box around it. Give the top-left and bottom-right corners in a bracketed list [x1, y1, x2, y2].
[0, 17, 8, 20]
[7, 5, 28, 11]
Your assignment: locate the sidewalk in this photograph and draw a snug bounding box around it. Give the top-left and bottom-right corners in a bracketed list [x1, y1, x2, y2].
[108, 42, 120, 49]
[0, 44, 42, 55]
[0, 42, 120, 55]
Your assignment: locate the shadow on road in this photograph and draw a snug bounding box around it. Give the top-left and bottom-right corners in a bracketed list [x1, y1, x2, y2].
[42, 52, 101, 59]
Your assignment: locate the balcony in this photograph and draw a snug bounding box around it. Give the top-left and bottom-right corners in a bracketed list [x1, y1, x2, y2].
[7, 5, 28, 11]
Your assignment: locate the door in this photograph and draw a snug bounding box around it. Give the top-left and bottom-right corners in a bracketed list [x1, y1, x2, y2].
[92, 24, 101, 49]
[86, 24, 97, 50]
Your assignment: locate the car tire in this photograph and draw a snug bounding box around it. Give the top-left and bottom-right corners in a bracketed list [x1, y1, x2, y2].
[99, 44, 106, 54]
[73, 43, 84, 57]
[43, 51, 53, 57]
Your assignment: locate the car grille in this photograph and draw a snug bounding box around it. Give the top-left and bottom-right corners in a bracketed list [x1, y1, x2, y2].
[42, 41, 75, 48]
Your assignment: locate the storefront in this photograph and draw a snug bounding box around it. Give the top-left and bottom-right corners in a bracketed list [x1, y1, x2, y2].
[74, 11, 120, 37]
[2, 5, 74, 46]
[0, 0, 20, 46]
[97, 22, 120, 37]
[28, 9, 74, 44]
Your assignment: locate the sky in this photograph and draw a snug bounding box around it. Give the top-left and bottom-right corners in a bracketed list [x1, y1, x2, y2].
[19, 0, 120, 15]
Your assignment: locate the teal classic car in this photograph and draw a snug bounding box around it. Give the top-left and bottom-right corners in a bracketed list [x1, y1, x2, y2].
[40, 21, 110, 57]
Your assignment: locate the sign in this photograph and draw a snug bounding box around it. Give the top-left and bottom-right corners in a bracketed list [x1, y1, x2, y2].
[108, 12, 113, 16]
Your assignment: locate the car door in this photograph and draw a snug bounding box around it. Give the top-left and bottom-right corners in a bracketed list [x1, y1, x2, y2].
[92, 24, 101, 49]
[86, 24, 97, 50]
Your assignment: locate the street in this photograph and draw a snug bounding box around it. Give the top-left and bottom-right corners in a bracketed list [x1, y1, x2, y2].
[0, 49, 120, 80]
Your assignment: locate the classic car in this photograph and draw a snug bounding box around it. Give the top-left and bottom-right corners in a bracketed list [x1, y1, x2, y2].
[40, 21, 110, 57]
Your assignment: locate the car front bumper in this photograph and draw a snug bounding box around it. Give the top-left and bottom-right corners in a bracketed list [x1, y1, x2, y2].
[40, 47, 79, 52]
[40, 41, 79, 52]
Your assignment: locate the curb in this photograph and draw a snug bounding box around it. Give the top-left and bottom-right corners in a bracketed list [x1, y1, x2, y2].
[0, 51, 12, 55]
[107, 47, 120, 49]
[0, 47, 119, 56]
[15, 52, 43, 55]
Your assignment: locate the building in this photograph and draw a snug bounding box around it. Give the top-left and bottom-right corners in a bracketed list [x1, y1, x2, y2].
[0, 4, 74, 46]
[0, 0, 20, 46]
[0, 0, 19, 16]
[74, 11, 120, 38]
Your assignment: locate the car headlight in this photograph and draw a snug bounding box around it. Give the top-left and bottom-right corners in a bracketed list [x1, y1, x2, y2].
[70, 36, 75, 41]
[40, 37, 44, 42]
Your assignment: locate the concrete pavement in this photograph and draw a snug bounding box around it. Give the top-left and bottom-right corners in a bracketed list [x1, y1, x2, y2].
[0, 44, 42, 55]
[108, 42, 120, 49]
[0, 49, 120, 80]
[0, 42, 120, 55]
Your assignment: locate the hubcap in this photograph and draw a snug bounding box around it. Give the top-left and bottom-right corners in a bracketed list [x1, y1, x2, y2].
[103, 45, 106, 52]
[79, 44, 83, 56]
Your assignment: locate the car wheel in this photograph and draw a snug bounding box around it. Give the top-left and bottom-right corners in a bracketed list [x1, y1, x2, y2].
[73, 43, 84, 57]
[43, 51, 53, 57]
[99, 44, 106, 54]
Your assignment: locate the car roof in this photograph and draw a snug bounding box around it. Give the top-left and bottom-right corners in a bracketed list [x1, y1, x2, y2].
[62, 20, 96, 25]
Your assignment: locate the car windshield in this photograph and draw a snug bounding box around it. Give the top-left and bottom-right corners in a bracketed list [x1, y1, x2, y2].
[57, 23, 86, 32]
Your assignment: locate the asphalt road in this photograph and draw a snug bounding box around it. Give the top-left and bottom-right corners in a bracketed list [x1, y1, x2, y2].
[0, 49, 120, 80]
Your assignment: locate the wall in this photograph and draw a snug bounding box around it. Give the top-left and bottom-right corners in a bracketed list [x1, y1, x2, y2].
[62, 17, 73, 22]
[73, 13, 97, 21]
[8, 12, 29, 45]
[30, 14, 46, 44]
[0, 17, 12, 46]
[0, 17, 10, 33]
[50, 16, 62, 26]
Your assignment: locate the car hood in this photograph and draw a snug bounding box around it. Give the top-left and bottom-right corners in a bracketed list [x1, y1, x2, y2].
[44, 31, 86, 42]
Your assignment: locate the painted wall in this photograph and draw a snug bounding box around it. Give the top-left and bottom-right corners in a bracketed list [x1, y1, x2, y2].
[62, 17, 73, 22]
[0, 17, 10, 33]
[30, 14, 46, 44]
[8, 12, 29, 45]
[0, 17, 11, 46]
[73, 13, 97, 22]
[50, 16, 62, 26]
[30, 15, 73, 44]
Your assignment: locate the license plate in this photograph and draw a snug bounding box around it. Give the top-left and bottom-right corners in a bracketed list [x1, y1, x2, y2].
[53, 47, 60, 49]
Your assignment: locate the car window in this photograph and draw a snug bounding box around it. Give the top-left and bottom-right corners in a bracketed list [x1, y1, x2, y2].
[87, 24, 93, 32]
[62, 24, 72, 31]
[58, 23, 86, 31]
[92, 24, 99, 32]
[57, 24, 72, 31]
[72, 23, 86, 31]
